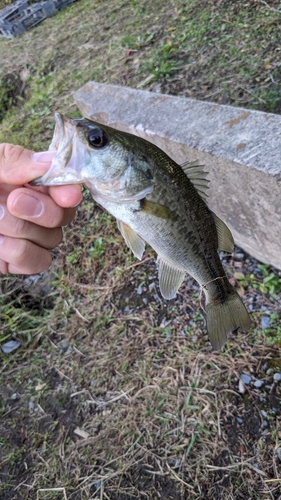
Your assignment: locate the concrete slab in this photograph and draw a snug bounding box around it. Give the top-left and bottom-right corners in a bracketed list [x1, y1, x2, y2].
[74, 82, 281, 270]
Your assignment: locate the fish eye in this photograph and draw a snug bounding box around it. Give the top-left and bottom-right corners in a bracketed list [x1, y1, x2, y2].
[87, 127, 108, 148]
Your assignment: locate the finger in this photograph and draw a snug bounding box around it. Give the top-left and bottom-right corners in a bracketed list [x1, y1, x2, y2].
[0, 144, 83, 207]
[0, 204, 63, 248]
[7, 188, 77, 228]
[0, 144, 56, 185]
[48, 184, 83, 208]
[31, 152, 83, 207]
[0, 235, 52, 274]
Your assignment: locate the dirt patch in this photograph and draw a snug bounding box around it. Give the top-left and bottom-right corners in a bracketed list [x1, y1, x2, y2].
[0, 72, 26, 121]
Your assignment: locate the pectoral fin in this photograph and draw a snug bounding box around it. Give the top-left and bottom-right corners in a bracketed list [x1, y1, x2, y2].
[211, 211, 234, 252]
[117, 220, 145, 260]
[158, 257, 186, 299]
[140, 199, 175, 219]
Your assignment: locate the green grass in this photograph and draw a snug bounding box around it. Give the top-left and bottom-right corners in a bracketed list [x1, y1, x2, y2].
[1, 0, 281, 147]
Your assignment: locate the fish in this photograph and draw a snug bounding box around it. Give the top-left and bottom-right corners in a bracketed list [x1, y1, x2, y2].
[31, 112, 251, 349]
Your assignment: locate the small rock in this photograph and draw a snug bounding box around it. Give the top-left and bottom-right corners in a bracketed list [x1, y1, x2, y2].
[262, 420, 268, 428]
[2, 340, 21, 354]
[235, 416, 243, 424]
[23, 269, 52, 297]
[273, 373, 281, 382]
[95, 480, 101, 491]
[150, 82, 162, 93]
[160, 319, 171, 328]
[58, 341, 69, 353]
[238, 379, 246, 394]
[64, 346, 75, 356]
[261, 316, 270, 329]
[276, 448, 281, 461]
[240, 373, 252, 385]
[148, 282, 155, 292]
[29, 401, 35, 410]
[236, 252, 245, 259]
[254, 380, 264, 388]
[234, 261, 243, 268]
[261, 410, 268, 419]
[137, 285, 143, 295]
[266, 368, 273, 375]
[11, 393, 19, 400]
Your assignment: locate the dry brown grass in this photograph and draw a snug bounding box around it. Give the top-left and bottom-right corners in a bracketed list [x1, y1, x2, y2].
[1, 199, 280, 499]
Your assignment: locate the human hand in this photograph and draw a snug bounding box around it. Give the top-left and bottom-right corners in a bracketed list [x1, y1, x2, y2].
[0, 143, 82, 274]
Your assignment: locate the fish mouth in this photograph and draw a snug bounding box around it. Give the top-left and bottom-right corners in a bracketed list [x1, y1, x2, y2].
[31, 112, 155, 204]
[31, 112, 86, 187]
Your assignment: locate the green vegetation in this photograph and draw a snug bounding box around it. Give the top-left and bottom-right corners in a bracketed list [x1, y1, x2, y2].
[0, 0, 281, 499]
[2, 0, 281, 144]
[235, 264, 281, 297]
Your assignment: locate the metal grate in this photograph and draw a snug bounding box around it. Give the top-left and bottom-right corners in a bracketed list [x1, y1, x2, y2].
[0, 0, 78, 38]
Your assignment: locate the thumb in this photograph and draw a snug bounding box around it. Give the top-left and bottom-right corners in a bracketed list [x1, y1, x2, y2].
[0, 143, 56, 185]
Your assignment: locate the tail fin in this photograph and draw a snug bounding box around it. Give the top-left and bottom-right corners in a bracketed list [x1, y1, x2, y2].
[206, 291, 251, 350]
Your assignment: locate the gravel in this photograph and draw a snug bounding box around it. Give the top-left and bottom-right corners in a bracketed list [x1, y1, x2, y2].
[241, 374, 252, 385]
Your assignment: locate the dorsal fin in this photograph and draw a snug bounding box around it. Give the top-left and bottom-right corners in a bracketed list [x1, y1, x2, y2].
[210, 211, 234, 252]
[116, 220, 145, 260]
[158, 257, 186, 299]
[181, 160, 209, 201]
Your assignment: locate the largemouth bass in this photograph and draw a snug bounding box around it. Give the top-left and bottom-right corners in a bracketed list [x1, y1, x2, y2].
[32, 112, 251, 349]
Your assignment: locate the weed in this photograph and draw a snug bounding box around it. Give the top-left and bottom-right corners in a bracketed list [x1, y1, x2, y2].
[262, 311, 281, 344]
[234, 264, 281, 298]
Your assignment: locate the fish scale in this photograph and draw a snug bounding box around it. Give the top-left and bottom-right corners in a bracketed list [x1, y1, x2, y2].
[31, 112, 251, 350]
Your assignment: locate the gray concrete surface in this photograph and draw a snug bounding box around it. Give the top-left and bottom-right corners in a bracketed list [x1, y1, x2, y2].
[74, 82, 281, 270]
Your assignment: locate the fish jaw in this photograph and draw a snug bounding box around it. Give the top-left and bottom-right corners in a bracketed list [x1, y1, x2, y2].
[31, 112, 88, 187]
[31, 163, 84, 187]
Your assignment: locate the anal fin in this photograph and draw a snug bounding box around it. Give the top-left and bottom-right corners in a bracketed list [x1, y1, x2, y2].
[158, 257, 186, 299]
[117, 220, 145, 260]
